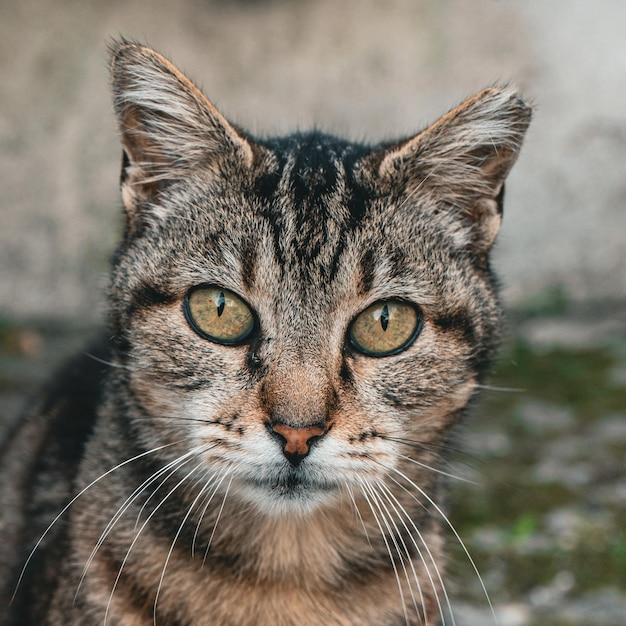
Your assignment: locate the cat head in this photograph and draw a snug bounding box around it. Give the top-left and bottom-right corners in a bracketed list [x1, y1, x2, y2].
[107, 40, 530, 513]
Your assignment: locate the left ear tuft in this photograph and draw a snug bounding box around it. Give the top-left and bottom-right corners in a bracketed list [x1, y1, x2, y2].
[109, 39, 254, 215]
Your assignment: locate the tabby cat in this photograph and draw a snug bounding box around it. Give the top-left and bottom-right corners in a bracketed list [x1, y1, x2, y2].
[0, 40, 531, 625]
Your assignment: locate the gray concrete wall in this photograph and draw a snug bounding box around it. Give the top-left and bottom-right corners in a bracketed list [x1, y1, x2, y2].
[2, 0, 625, 322]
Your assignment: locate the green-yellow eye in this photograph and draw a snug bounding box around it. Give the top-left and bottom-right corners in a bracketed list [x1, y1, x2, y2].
[349, 300, 422, 357]
[184, 286, 255, 345]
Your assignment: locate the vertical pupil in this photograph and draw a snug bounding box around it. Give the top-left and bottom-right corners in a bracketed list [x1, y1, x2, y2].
[216, 292, 226, 317]
[380, 304, 390, 332]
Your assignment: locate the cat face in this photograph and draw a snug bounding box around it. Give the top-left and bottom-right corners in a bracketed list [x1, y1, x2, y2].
[108, 42, 530, 514]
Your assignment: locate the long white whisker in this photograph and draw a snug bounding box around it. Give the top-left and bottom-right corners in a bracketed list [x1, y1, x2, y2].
[377, 461, 498, 625]
[76, 447, 203, 601]
[153, 468, 215, 625]
[133, 449, 202, 529]
[377, 480, 453, 626]
[83, 352, 136, 371]
[396, 453, 479, 485]
[104, 463, 203, 625]
[357, 479, 411, 626]
[192, 469, 230, 558]
[202, 475, 233, 566]
[475, 384, 524, 393]
[182, 464, 214, 500]
[11, 440, 183, 604]
[344, 484, 372, 548]
[364, 480, 424, 625]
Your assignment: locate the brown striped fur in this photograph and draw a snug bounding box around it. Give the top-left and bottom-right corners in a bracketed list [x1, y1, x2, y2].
[0, 40, 530, 625]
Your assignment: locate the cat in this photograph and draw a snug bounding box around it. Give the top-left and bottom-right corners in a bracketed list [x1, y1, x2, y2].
[0, 39, 531, 626]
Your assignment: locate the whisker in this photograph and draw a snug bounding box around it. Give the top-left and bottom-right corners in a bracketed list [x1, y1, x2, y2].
[153, 467, 216, 625]
[357, 478, 411, 626]
[83, 352, 136, 371]
[192, 469, 230, 558]
[364, 481, 424, 625]
[76, 447, 202, 602]
[104, 463, 204, 625]
[344, 484, 372, 548]
[11, 440, 183, 604]
[475, 384, 524, 393]
[377, 480, 454, 626]
[376, 433, 497, 479]
[202, 475, 233, 566]
[374, 460, 498, 625]
[375, 433, 471, 458]
[140, 415, 226, 426]
[180, 464, 213, 501]
[133, 448, 207, 529]
[396, 453, 479, 485]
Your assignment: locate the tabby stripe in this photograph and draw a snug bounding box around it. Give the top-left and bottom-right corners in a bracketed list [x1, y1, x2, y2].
[433, 312, 475, 345]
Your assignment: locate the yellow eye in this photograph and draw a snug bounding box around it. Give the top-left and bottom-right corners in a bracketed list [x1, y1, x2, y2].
[184, 286, 255, 345]
[349, 301, 422, 357]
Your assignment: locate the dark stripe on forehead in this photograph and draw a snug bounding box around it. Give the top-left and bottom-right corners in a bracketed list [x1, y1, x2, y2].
[359, 248, 378, 294]
[239, 234, 258, 290]
[251, 152, 288, 271]
[289, 136, 340, 207]
[344, 156, 371, 227]
[253, 167, 283, 201]
[250, 133, 374, 283]
[326, 152, 373, 282]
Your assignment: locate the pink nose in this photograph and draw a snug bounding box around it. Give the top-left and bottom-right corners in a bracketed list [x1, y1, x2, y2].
[269, 423, 326, 466]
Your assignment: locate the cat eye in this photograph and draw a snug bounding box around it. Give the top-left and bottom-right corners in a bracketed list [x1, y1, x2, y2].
[349, 300, 422, 357]
[184, 286, 255, 345]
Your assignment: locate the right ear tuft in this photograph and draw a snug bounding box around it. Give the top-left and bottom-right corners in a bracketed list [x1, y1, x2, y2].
[366, 87, 532, 252]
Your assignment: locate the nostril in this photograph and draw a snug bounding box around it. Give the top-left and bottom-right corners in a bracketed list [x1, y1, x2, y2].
[267, 421, 326, 467]
[268, 426, 288, 446]
[305, 433, 323, 447]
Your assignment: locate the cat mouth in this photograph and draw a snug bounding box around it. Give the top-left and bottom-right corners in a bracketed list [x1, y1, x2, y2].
[244, 466, 339, 497]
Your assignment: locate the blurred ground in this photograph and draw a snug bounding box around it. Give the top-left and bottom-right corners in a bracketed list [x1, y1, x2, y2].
[1, 0, 625, 624]
[448, 301, 626, 625]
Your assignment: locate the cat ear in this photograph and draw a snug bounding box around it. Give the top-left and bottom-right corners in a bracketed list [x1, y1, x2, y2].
[109, 39, 254, 212]
[371, 87, 531, 251]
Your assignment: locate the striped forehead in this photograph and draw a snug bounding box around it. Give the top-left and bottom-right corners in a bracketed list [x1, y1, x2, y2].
[239, 132, 435, 307]
[253, 133, 370, 270]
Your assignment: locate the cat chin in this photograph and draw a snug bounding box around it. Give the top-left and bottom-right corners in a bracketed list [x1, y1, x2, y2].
[241, 488, 339, 516]
[232, 471, 342, 515]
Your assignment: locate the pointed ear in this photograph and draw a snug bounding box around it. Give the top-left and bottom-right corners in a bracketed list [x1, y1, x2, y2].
[109, 39, 254, 213]
[371, 87, 531, 250]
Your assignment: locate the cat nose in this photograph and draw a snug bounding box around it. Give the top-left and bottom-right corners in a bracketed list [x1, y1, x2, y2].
[268, 421, 326, 467]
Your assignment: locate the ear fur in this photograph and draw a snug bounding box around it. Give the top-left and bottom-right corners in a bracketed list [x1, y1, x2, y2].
[373, 87, 532, 250]
[109, 39, 254, 212]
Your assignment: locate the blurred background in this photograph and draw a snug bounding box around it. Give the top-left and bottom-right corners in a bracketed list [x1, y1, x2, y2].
[1, 1, 625, 624]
